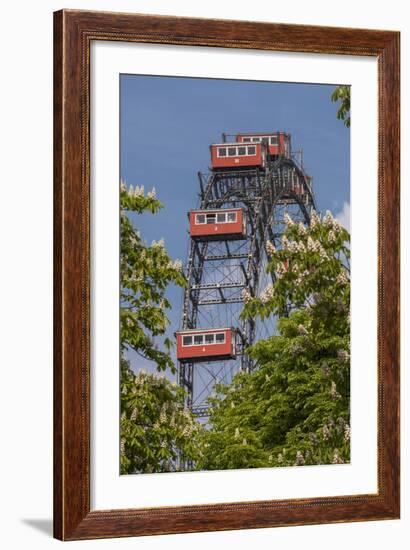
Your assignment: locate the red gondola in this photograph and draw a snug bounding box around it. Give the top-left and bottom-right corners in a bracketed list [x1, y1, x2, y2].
[210, 142, 266, 170]
[236, 132, 290, 158]
[189, 208, 246, 241]
[175, 328, 236, 363]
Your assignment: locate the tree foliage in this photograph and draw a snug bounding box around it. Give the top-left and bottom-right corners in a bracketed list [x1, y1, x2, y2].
[121, 358, 202, 474]
[331, 85, 351, 127]
[120, 182, 201, 474]
[197, 212, 350, 470]
[119, 179, 351, 473]
[120, 182, 186, 373]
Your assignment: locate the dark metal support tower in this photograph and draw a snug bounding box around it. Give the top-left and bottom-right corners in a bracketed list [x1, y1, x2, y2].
[179, 146, 316, 419]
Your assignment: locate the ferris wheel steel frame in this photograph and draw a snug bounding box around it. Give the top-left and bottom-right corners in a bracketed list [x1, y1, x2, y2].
[178, 151, 317, 418]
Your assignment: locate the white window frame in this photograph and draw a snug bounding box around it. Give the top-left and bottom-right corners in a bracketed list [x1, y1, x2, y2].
[241, 135, 281, 145]
[214, 333, 226, 344]
[182, 335, 193, 347]
[196, 211, 239, 225]
[180, 331, 228, 347]
[204, 333, 215, 345]
[216, 145, 257, 158]
[195, 213, 206, 225]
[206, 213, 216, 224]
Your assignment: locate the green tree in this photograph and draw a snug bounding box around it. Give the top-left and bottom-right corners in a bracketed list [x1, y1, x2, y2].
[120, 182, 202, 474]
[331, 85, 351, 127]
[121, 358, 202, 474]
[120, 181, 185, 372]
[197, 211, 350, 470]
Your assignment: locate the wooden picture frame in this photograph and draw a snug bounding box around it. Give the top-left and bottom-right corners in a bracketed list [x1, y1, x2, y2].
[53, 9, 400, 541]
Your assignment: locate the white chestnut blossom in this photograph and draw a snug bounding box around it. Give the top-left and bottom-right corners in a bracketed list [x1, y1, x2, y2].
[328, 230, 336, 243]
[307, 236, 318, 252]
[182, 425, 193, 437]
[281, 235, 290, 248]
[321, 362, 331, 376]
[265, 240, 276, 256]
[284, 212, 295, 226]
[332, 449, 344, 464]
[290, 343, 303, 355]
[336, 271, 349, 285]
[159, 406, 167, 424]
[134, 185, 145, 197]
[242, 288, 252, 303]
[297, 222, 307, 235]
[295, 451, 305, 466]
[298, 324, 309, 336]
[318, 247, 329, 262]
[330, 381, 341, 401]
[310, 211, 320, 227]
[288, 241, 300, 253]
[332, 218, 342, 231]
[151, 238, 165, 249]
[276, 262, 288, 278]
[147, 187, 156, 199]
[260, 284, 274, 303]
[307, 237, 328, 260]
[323, 210, 334, 228]
[337, 349, 349, 362]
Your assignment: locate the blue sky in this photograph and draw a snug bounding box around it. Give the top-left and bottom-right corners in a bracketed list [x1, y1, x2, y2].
[120, 74, 350, 375]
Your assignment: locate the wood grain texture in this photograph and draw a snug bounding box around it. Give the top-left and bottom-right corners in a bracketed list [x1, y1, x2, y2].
[53, 9, 400, 541]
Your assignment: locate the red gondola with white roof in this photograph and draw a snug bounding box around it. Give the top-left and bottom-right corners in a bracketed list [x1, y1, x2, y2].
[210, 142, 267, 170]
[176, 328, 236, 363]
[189, 208, 246, 241]
[236, 132, 290, 158]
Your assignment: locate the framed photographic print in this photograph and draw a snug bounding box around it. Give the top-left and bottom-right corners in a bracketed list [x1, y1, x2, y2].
[54, 9, 400, 541]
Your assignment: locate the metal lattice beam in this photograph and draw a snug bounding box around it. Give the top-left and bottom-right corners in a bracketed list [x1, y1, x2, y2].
[179, 151, 317, 420]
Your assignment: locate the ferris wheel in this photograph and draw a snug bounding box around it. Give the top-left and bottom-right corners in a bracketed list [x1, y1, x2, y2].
[176, 132, 317, 418]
